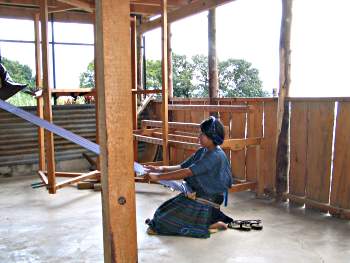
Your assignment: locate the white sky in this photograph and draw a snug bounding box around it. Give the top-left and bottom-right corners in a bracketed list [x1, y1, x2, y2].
[0, 0, 350, 97]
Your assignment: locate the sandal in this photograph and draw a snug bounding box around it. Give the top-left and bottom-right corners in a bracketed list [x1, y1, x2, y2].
[228, 220, 251, 231]
[246, 220, 263, 230]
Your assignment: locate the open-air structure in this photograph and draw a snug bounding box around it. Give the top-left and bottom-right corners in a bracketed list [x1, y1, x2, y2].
[0, 0, 349, 262]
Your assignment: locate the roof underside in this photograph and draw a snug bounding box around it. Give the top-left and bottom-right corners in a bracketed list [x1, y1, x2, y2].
[0, 0, 234, 29]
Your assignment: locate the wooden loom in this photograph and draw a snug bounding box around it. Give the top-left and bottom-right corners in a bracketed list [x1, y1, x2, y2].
[132, 102, 265, 195]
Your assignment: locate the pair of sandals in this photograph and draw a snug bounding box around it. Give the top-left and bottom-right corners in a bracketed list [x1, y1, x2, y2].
[228, 219, 263, 231]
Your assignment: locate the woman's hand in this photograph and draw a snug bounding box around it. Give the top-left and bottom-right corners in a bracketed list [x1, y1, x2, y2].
[144, 172, 160, 182]
[144, 165, 164, 173]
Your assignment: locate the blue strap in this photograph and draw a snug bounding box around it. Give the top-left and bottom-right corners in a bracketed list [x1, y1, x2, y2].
[224, 190, 228, 207]
[0, 99, 100, 155]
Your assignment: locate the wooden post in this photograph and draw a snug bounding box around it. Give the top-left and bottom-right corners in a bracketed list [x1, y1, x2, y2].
[136, 17, 144, 91]
[161, 0, 169, 165]
[93, 17, 100, 171]
[276, 0, 293, 197]
[167, 23, 173, 99]
[40, 0, 56, 194]
[34, 13, 45, 172]
[208, 8, 218, 105]
[95, 0, 138, 262]
[131, 17, 138, 161]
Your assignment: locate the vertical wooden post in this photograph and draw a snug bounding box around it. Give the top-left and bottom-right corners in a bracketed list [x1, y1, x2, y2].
[40, 0, 56, 194]
[208, 8, 218, 104]
[131, 17, 138, 161]
[167, 23, 173, 99]
[93, 17, 100, 171]
[95, 1, 138, 262]
[34, 13, 45, 172]
[136, 17, 144, 91]
[276, 0, 293, 197]
[161, 0, 169, 165]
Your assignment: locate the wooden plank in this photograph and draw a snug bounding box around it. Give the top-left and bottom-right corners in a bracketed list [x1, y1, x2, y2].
[56, 0, 94, 12]
[286, 97, 350, 102]
[56, 171, 100, 190]
[230, 101, 246, 180]
[38, 170, 48, 185]
[161, 0, 169, 165]
[330, 102, 350, 210]
[171, 97, 277, 103]
[171, 100, 185, 164]
[246, 102, 263, 183]
[95, 0, 137, 261]
[285, 193, 350, 220]
[131, 89, 162, 94]
[261, 101, 278, 192]
[40, 0, 56, 194]
[169, 104, 251, 113]
[306, 101, 334, 204]
[219, 100, 231, 165]
[289, 102, 308, 197]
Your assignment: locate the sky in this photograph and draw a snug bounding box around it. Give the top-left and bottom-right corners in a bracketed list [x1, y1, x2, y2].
[0, 0, 350, 97]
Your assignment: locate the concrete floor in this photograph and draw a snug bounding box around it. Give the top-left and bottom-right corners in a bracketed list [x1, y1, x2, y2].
[0, 176, 349, 263]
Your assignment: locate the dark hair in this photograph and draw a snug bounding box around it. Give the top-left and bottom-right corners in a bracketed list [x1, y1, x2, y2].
[200, 116, 225, 145]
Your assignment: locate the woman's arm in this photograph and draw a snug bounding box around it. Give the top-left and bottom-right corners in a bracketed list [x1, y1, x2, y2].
[146, 168, 193, 181]
[144, 165, 182, 173]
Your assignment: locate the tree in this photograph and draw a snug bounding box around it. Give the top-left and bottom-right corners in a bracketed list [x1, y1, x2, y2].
[2, 57, 35, 90]
[145, 59, 161, 89]
[172, 54, 195, 98]
[79, 54, 268, 98]
[1, 57, 36, 106]
[218, 59, 267, 97]
[79, 61, 94, 88]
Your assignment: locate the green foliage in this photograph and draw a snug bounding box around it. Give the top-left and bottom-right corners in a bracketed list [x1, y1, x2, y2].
[218, 59, 268, 97]
[2, 57, 35, 89]
[79, 61, 95, 88]
[79, 54, 268, 99]
[2, 57, 36, 106]
[172, 54, 195, 98]
[145, 59, 162, 89]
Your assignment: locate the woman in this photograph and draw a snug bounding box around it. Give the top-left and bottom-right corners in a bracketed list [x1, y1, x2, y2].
[144, 116, 234, 238]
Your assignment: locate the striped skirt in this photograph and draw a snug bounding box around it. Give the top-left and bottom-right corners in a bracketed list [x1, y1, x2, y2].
[147, 193, 232, 238]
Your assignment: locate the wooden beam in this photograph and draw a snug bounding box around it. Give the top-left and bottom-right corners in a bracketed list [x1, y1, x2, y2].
[276, 0, 293, 197]
[131, 17, 138, 161]
[40, 0, 56, 194]
[141, 120, 201, 132]
[130, 3, 161, 15]
[134, 134, 200, 150]
[0, 5, 93, 23]
[139, 0, 237, 34]
[168, 104, 252, 113]
[95, 0, 138, 261]
[131, 89, 162, 94]
[38, 170, 48, 185]
[167, 23, 173, 99]
[56, 0, 94, 13]
[208, 8, 218, 104]
[161, 0, 169, 165]
[34, 13, 45, 172]
[55, 170, 100, 189]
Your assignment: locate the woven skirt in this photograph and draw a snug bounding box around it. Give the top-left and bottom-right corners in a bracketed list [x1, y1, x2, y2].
[147, 193, 232, 238]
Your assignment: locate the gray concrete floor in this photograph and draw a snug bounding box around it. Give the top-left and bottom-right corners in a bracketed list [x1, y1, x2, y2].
[0, 176, 349, 263]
